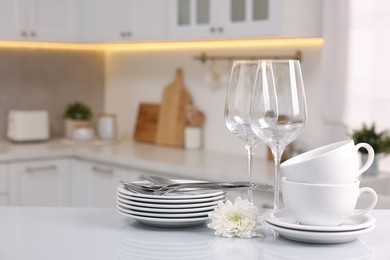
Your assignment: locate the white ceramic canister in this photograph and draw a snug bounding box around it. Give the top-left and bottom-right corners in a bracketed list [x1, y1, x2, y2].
[97, 114, 117, 140]
[184, 127, 202, 149]
[72, 123, 95, 141]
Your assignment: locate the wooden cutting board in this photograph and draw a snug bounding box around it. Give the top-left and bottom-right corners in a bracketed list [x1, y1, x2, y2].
[133, 103, 160, 143]
[155, 68, 192, 147]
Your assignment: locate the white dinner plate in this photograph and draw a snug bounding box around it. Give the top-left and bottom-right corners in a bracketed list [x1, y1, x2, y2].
[116, 196, 218, 213]
[118, 189, 226, 204]
[117, 194, 222, 209]
[117, 203, 212, 218]
[119, 181, 225, 199]
[265, 222, 375, 244]
[117, 208, 210, 227]
[263, 209, 376, 232]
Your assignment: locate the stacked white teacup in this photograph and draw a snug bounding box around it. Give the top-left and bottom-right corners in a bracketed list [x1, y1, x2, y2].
[280, 140, 378, 226]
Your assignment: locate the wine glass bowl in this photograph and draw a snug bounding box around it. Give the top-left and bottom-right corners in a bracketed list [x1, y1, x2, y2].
[250, 60, 307, 209]
[225, 60, 260, 204]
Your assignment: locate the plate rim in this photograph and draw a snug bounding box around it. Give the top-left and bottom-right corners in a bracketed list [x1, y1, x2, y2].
[116, 196, 219, 213]
[117, 190, 226, 204]
[117, 208, 210, 222]
[116, 194, 222, 209]
[118, 181, 225, 199]
[117, 202, 212, 218]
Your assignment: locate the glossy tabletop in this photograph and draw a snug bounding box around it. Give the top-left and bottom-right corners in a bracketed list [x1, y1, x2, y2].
[0, 207, 389, 260]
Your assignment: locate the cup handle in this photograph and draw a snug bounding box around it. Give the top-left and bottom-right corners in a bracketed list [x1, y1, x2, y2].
[356, 143, 375, 176]
[352, 187, 378, 217]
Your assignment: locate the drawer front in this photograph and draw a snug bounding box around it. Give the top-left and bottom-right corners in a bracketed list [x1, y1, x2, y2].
[0, 164, 8, 193]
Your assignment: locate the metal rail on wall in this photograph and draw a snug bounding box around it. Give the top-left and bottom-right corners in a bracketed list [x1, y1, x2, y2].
[193, 51, 302, 63]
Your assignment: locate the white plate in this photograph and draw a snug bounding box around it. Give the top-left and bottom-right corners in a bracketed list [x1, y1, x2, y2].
[118, 182, 225, 199]
[117, 194, 222, 209]
[118, 189, 226, 204]
[117, 208, 210, 227]
[265, 222, 375, 244]
[264, 209, 376, 232]
[117, 196, 218, 213]
[117, 203, 212, 218]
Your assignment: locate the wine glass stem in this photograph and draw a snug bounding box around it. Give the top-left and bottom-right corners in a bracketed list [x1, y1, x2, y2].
[272, 149, 283, 209]
[245, 144, 256, 205]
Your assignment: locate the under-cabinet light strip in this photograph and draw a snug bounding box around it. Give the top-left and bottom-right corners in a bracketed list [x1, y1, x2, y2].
[0, 38, 323, 51]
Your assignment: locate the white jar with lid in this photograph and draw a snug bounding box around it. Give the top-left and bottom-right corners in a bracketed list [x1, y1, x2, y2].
[97, 114, 117, 140]
[72, 123, 95, 141]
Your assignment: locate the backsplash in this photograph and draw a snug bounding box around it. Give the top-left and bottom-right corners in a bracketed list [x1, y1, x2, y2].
[0, 48, 105, 139]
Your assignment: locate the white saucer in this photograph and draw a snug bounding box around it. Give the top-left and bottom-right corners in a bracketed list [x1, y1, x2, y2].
[117, 208, 209, 227]
[117, 203, 211, 218]
[117, 194, 221, 209]
[117, 196, 218, 213]
[265, 222, 375, 244]
[263, 209, 376, 232]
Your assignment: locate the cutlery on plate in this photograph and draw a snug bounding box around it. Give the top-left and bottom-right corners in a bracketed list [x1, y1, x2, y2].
[120, 177, 273, 195]
[145, 176, 273, 190]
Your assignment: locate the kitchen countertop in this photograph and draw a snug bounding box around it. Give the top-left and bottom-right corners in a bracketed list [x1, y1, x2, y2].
[0, 138, 275, 184]
[0, 207, 388, 260]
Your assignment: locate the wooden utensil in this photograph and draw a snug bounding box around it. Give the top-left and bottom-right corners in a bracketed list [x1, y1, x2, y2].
[133, 103, 160, 143]
[156, 68, 192, 147]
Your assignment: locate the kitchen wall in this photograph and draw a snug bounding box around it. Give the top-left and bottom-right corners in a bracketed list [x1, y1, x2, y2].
[105, 42, 324, 157]
[0, 48, 105, 138]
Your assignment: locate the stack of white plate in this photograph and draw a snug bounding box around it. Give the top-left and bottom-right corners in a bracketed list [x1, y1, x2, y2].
[263, 209, 376, 244]
[116, 180, 226, 228]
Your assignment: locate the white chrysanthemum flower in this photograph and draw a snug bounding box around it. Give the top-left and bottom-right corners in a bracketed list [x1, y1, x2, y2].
[207, 197, 262, 238]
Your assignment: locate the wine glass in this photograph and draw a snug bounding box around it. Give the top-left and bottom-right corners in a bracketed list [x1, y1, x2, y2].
[250, 60, 307, 209]
[225, 60, 260, 205]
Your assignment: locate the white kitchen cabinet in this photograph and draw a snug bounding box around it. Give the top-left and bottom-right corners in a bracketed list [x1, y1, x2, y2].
[71, 159, 145, 207]
[0, 164, 8, 206]
[8, 159, 70, 206]
[168, 0, 321, 40]
[82, 0, 167, 42]
[0, 0, 81, 42]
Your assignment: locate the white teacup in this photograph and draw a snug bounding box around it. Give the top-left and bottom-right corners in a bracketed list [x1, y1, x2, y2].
[281, 140, 375, 184]
[282, 177, 377, 226]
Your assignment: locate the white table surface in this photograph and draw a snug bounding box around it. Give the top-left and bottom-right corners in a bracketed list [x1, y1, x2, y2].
[0, 207, 388, 260]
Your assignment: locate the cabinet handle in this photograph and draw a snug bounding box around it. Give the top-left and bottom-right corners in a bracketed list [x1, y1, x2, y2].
[209, 27, 215, 33]
[26, 165, 57, 172]
[30, 31, 36, 37]
[126, 32, 132, 37]
[21, 31, 27, 37]
[91, 166, 114, 174]
[218, 27, 224, 33]
[120, 32, 126, 37]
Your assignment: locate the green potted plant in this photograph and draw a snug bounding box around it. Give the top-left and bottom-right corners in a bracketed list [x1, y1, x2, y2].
[63, 101, 93, 139]
[350, 122, 390, 176]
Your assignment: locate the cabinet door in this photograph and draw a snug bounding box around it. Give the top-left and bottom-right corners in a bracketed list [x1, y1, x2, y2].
[221, 0, 281, 37]
[82, 0, 166, 42]
[29, 0, 81, 42]
[131, 0, 167, 40]
[82, 0, 126, 42]
[0, 0, 27, 40]
[0, 164, 8, 206]
[168, 0, 222, 39]
[8, 159, 70, 206]
[71, 160, 144, 207]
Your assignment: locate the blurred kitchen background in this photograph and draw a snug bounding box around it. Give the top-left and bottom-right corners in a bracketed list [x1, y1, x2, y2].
[1, 0, 390, 208]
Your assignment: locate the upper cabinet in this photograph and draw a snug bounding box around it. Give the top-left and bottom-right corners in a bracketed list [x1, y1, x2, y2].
[0, 0, 81, 42]
[82, 0, 167, 42]
[167, 0, 322, 40]
[0, 0, 321, 43]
